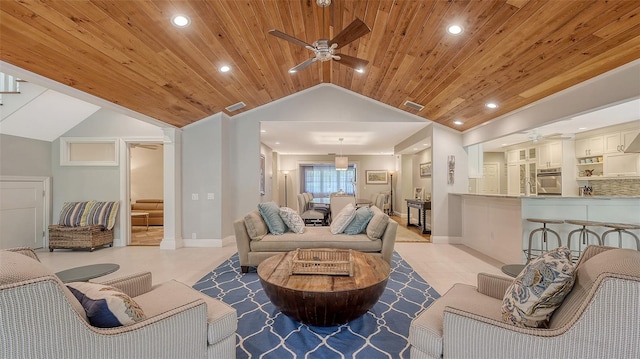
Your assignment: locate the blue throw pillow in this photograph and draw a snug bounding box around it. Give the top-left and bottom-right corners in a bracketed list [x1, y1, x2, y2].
[67, 282, 146, 328]
[258, 202, 288, 235]
[343, 206, 374, 235]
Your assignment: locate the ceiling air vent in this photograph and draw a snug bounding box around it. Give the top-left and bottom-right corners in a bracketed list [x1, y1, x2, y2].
[225, 101, 246, 112]
[403, 100, 424, 112]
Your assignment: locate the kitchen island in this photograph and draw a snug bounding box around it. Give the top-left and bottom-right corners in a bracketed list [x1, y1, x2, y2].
[451, 193, 640, 264]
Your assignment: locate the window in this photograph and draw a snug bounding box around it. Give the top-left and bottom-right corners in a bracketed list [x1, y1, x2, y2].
[60, 137, 119, 166]
[300, 164, 356, 197]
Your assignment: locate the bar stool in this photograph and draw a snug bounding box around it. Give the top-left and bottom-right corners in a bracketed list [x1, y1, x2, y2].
[602, 223, 640, 250]
[565, 220, 604, 261]
[526, 218, 564, 262]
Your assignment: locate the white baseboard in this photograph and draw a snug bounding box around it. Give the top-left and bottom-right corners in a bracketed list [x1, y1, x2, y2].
[221, 235, 235, 246]
[160, 238, 185, 249]
[430, 236, 463, 244]
[182, 238, 223, 247]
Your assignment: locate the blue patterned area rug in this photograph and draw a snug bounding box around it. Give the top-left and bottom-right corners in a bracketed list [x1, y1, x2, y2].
[193, 252, 439, 358]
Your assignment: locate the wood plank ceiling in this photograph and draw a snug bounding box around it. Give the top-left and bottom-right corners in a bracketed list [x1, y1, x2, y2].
[1, 0, 639, 131]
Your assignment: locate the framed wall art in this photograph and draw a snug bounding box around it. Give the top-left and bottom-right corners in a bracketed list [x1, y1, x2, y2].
[365, 170, 389, 184]
[413, 187, 424, 200]
[259, 154, 265, 195]
[419, 162, 432, 177]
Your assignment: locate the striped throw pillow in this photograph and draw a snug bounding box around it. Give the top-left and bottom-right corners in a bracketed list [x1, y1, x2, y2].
[59, 201, 91, 227]
[83, 201, 120, 230]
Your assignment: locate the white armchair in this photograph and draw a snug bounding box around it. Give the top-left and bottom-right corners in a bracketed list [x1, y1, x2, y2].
[409, 246, 640, 358]
[1, 248, 237, 359]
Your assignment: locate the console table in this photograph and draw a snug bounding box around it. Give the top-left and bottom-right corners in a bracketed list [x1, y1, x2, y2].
[405, 199, 431, 234]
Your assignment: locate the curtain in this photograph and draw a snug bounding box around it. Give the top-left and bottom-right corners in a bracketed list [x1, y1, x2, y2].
[301, 164, 356, 197]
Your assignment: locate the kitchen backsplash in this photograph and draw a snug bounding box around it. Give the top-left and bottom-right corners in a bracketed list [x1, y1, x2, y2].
[588, 178, 640, 196]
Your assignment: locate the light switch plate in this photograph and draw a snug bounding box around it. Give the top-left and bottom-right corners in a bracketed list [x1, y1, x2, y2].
[191, 193, 198, 200]
[207, 193, 214, 200]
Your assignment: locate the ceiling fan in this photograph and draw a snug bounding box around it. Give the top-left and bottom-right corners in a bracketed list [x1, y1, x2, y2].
[268, 0, 371, 73]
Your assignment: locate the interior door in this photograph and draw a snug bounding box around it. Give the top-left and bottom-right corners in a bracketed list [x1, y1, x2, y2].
[479, 163, 499, 194]
[0, 180, 45, 249]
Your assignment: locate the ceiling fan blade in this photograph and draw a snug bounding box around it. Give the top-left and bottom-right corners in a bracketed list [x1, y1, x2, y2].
[268, 29, 314, 49]
[289, 57, 317, 73]
[330, 18, 371, 49]
[334, 54, 369, 69]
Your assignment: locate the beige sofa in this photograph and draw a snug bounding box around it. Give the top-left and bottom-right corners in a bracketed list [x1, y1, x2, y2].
[1, 248, 237, 359]
[131, 199, 163, 226]
[234, 209, 398, 273]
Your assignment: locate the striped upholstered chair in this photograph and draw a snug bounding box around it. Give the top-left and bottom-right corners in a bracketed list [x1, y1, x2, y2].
[409, 246, 640, 358]
[0, 248, 237, 359]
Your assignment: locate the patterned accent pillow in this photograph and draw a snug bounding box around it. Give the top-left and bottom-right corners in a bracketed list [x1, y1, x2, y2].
[330, 202, 357, 234]
[279, 207, 306, 234]
[82, 201, 120, 230]
[502, 247, 575, 328]
[58, 201, 91, 227]
[258, 202, 288, 235]
[244, 210, 268, 240]
[67, 282, 147, 328]
[343, 206, 374, 235]
[366, 206, 389, 240]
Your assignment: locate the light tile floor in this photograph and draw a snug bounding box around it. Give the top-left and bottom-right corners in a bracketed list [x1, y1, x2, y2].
[36, 242, 506, 295]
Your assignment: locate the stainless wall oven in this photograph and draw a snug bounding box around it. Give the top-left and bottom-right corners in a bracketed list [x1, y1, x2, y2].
[536, 168, 562, 195]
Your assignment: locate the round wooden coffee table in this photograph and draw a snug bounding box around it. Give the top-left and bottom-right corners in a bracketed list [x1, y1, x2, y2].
[258, 249, 390, 326]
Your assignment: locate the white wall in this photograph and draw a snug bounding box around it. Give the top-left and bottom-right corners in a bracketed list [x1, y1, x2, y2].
[431, 125, 468, 241]
[52, 109, 163, 241]
[182, 114, 225, 244]
[130, 144, 163, 201]
[0, 134, 51, 177]
[232, 84, 423, 222]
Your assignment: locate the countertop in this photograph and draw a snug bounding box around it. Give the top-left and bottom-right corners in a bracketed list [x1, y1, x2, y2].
[451, 193, 640, 199]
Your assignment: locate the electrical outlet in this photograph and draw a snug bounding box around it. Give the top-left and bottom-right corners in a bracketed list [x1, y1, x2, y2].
[207, 193, 215, 200]
[191, 232, 196, 239]
[192, 193, 198, 200]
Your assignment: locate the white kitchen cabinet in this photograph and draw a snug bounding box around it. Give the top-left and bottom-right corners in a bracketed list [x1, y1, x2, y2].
[575, 136, 603, 157]
[605, 130, 640, 153]
[507, 147, 536, 164]
[604, 153, 640, 177]
[538, 141, 562, 169]
[507, 164, 520, 195]
[507, 162, 536, 196]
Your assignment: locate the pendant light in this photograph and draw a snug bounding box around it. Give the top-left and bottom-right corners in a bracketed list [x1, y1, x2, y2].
[335, 138, 348, 170]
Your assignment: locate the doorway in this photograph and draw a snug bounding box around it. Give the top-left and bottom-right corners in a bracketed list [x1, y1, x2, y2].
[129, 143, 164, 246]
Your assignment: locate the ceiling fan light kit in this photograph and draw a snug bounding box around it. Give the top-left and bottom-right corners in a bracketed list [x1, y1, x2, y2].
[269, 0, 370, 73]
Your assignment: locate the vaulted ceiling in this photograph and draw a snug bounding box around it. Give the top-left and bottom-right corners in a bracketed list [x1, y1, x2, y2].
[1, 0, 639, 131]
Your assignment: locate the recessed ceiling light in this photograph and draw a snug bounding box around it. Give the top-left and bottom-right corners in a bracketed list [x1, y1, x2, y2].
[501, 143, 508, 147]
[275, 142, 280, 145]
[260, 129, 266, 133]
[578, 127, 587, 130]
[453, 120, 464, 125]
[355, 68, 364, 73]
[219, 65, 231, 72]
[447, 25, 463, 35]
[486, 102, 498, 109]
[171, 15, 190, 27]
